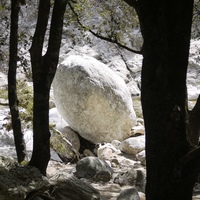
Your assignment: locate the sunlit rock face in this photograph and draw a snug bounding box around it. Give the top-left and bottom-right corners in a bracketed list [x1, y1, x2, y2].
[53, 55, 136, 143]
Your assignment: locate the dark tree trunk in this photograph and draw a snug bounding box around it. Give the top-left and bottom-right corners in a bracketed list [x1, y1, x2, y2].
[188, 95, 200, 145]
[8, 0, 26, 163]
[29, 0, 67, 176]
[139, 0, 199, 199]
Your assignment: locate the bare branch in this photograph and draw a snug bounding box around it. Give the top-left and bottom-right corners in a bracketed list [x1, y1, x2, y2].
[180, 146, 200, 165]
[173, 146, 200, 180]
[68, 2, 142, 55]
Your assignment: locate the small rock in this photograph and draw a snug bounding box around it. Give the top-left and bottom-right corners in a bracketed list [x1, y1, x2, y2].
[131, 125, 145, 136]
[136, 150, 146, 165]
[83, 149, 95, 157]
[50, 127, 80, 162]
[111, 140, 121, 149]
[120, 135, 145, 155]
[114, 168, 146, 192]
[97, 143, 121, 160]
[138, 192, 146, 200]
[75, 156, 113, 181]
[117, 187, 140, 200]
[49, 172, 102, 200]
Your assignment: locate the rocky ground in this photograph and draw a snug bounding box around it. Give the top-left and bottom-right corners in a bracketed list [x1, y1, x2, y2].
[0, 69, 200, 199]
[0, 6, 200, 197]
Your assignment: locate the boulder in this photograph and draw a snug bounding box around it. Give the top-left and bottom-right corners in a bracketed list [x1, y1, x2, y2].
[49, 107, 68, 131]
[53, 55, 136, 143]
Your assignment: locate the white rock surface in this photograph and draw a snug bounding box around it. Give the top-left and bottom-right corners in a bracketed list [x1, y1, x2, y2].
[188, 39, 200, 101]
[53, 55, 136, 143]
[49, 107, 68, 131]
[97, 143, 121, 160]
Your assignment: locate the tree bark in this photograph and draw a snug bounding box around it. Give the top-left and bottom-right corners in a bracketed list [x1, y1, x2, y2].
[29, 0, 67, 176]
[139, 0, 198, 199]
[8, 0, 26, 163]
[188, 95, 200, 145]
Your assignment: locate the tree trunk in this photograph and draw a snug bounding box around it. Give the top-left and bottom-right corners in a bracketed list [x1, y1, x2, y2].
[188, 95, 200, 145]
[8, 0, 26, 163]
[29, 0, 67, 176]
[139, 0, 198, 199]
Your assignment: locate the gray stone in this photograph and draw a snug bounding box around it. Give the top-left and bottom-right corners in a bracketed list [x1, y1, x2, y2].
[120, 135, 145, 155]
[53, 55, 136, 143]
[97, 143, 121, 161]
[117, 188, 140, 200]
[114, 168, 146, 193]
[75, 156, 113, 182]
[0, 156, 49, 200]
[49, 107, 68, 131]
[49, 173, 102, 200]
[50, 126, 80, 162]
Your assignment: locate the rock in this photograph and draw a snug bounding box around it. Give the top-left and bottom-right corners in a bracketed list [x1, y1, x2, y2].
[111, 140, 121, 149]
[49, 107, 68, 131]
[61, 45, 101, 61]
[75, 156, 113, 182]
[132, 96, 143, 119]
[53, 55, 136, 143]
[97, 143, 121, 160]
[131, 124, 145, 136]
[120, 135, 145, 155]
[108, 56, 140, 96]
[50, 126, 80, 162]
[24, 130, 33, 152]
[114, 168, 146, 193]
[49, 172, 102, 200]
[0, 72, 7, 87]
[136, 150, 146, 165]
[83, 149, 95, 157]
[187, 40, 200, 101]
[138, 192, 146, 200]
[0, 156, 49, 200]
[117, 187, 140, 200]
[26, 172, 102, 200]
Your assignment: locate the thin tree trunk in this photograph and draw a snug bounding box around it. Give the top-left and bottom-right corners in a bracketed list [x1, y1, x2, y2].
[29, 0, 67, 176]
[8, 0, 26, 163]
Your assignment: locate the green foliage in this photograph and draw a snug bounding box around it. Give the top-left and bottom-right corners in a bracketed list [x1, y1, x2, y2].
[17, 79, 33, 124]
[50, 133, 67, 156]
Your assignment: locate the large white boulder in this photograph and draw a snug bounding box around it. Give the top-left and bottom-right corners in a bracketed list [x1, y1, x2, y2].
[53, 55, 136, 143]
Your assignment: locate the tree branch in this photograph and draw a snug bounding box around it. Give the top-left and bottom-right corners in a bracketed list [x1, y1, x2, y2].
[68, 2, 142, 55]
[180, 146, 200, 165]
[173, 146, 200, 180]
